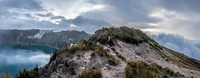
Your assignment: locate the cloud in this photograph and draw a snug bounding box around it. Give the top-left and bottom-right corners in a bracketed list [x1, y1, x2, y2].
[0, 0, 200, 40]
[35, 13, 66, 20]
[0, 46, 51, 76]
[82, 0, 200, 40]
[0, 0, 113, 33]
[57, 16, 113, 33]
[151, 33, 200, 60]
[35, 13, 53, 17]
[71, 16, 112, 33]
[71, 16, 111, 27]
[0, 0, 44, 11]
[83, 0, 161, 28]
[158, 0, 200, 14]
[0, 46, 50, 65]
[50, 16, 66, 20]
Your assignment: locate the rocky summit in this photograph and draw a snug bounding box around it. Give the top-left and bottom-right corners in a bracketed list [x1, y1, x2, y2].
[16, 27, 200, 78]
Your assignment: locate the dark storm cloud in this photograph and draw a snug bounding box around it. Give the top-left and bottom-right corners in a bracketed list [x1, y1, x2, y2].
[0, 0, 113, 33]
[0, 0, 45, 19]
[0, 0, 44, 11]
[35, 13, 53, 17]
[71, 16, 111, 27]
[50, 16, 66, 20]
[57, 16, 113, 33]
[24, 14, 33, 18]
[151, 33, 200, 60]
[85, 0, 160, 24]
[35, 12, 66, 20]
[158, 0, 200, 13]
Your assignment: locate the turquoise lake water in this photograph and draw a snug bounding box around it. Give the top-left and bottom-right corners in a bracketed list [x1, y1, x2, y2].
[0, 44, 58, 77]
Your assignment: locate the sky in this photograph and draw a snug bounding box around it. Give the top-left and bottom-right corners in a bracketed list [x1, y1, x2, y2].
[0, 0, 200, 59]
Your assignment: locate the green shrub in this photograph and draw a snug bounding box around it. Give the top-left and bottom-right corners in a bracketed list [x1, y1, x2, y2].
[62, 47, 69, 51]
[49, 50, 60, 64]
[91, 46, 119, 66]
[90, 51, 96, 56]
[125, 66, 134, 78]
[69, 43, 92, 53]
[77, 69, 102, 78]
[93, 46, 107, 57]
[69, 67, 76, 75]
[64, 59, 69, 67]
[108, 56, 119, 66]
[16, 67, 39, 78]
[69, 45, 81, 53]
[116, 54, 126, 62]
[164, 68, 175, 76]
[125, 61, 158, 78]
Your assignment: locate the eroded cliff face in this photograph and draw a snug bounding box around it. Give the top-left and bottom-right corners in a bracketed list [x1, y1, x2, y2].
[16, 27, 200, 78]
[0, 29, 90, 48]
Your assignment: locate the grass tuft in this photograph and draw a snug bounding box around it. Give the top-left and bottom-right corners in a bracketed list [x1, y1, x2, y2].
[116, 53, 126, 62]
[64, 59, 69, 67]
[77, 69, 102, 78]
[49, 49, 61, 64]
[125, 61, 183, 78]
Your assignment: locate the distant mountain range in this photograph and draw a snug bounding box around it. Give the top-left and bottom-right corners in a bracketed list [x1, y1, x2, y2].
[16, 27, 200, 78]
[0, 29, 90, 48]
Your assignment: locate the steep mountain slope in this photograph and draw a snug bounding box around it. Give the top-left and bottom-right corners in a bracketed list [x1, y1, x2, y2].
[0, 29, 90, 48]
[16, 27, 200, 78]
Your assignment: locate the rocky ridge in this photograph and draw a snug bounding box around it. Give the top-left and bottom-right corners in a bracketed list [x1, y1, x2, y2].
[16, 27, 200, 78]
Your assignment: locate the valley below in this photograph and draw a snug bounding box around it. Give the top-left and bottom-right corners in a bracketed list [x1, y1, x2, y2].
[0, 29, 90, 77]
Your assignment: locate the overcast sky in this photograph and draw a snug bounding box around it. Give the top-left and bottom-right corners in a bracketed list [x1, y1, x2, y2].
[0, 0, 200, 59]
[0, 0, 199, 38]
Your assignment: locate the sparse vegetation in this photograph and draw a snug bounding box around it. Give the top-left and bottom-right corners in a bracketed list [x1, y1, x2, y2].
[16, 65, 39, 78]
[89, 27, 162, 50]
[125, 61, 183, 78]
[93, 46, 107, 57]
[69, 67, 76, 75]
[69, 45, 81, 53]
[62, 47, 69, 51]
[69, 41, 94, 53]
[1, 72, 11, 78]
[108, 56, 119, 66]
[49, 49, 61, 64]
[91, 51, 96, 56]
[91, 46, 119, 65]
[64, 59, 69, 67]
[116, 53, 126, 62]
[125, 61, 158, 78]
[77, 69, 102, 78]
